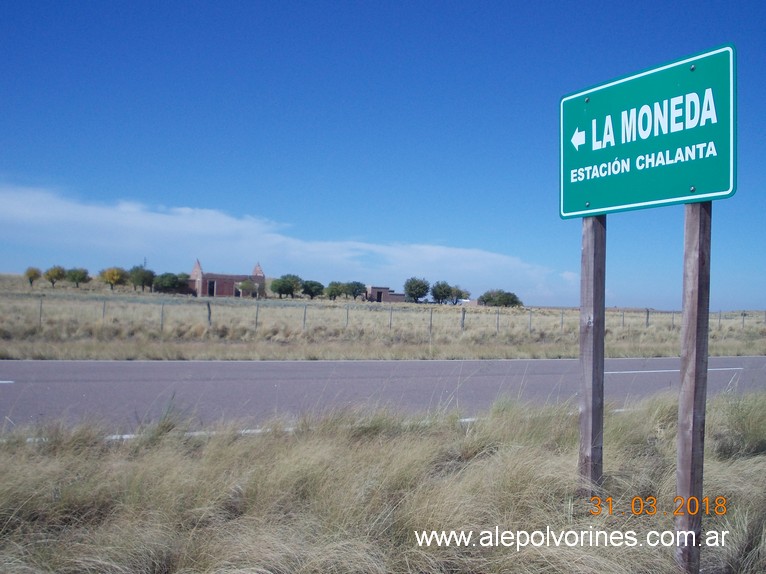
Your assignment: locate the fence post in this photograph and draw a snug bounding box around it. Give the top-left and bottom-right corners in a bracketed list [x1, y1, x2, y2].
[303, 304, 308, 330]
[528, 309, 533, 334]
[460, 308, 466, 331]
[102, 300, 107, 325]
[429, 308, 434, 337]
[38, 298, 43, 329]
[621, 310, 625, 329]
[345, 305, 349, 329]
[496, 309, 500, 334]
[160, 302, 165, 333]
[389, 306, 393, 330]
[206, 301, 212, 326]
[255, 302, 260, 333]
[645, 308, 650, 327]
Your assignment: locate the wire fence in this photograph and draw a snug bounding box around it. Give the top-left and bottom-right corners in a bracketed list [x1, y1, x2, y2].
[2, 293, 764, 339]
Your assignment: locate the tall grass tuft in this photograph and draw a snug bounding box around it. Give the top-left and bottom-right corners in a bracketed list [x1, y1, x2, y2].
[710, 392, 766, 459]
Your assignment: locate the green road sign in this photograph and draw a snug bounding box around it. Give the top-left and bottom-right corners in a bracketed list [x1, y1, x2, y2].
[560, 45, 736, 219]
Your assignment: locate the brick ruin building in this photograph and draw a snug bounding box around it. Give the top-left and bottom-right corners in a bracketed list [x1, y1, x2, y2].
[366, 286, 406, 303]
[189, 260, 266, 298]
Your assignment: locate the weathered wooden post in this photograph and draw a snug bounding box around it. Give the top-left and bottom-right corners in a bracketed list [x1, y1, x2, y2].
[429, 308, 434, 337]
[528, 309, 533, 334]
[579, 215, 606, 493]
[676, 202, 712, 573]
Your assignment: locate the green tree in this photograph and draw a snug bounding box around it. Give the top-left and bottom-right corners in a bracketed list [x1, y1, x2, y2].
[450, 286, 470, 305]
[430, 281, 452, 304]
[302, 280, 325, 300]
[404, 277, 430, 303]
[345, 281, 367, 300]
[176, 273, 190, 294]
[269, 278, 285, 299]
[99, 267, 128, 291]
[43, 265, 67, 288]
[24, 267, 42, 287]
[477, 289, 523, 307]
[153, 273, 180, 293]
[236, 279, 256, 298]
[272, 274, 302, 299]
[128, 266, 155, 292]
[325, 281, 345, 300]
[66, 268, 91, 288]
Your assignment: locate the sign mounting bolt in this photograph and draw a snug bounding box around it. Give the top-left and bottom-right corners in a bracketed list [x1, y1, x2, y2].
[690, 186, 696, 193]
[690, 64, 696, 71]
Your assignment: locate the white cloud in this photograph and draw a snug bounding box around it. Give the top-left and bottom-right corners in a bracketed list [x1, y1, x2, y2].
[0, 185, 578, 305]
[560, 271, 578, 284]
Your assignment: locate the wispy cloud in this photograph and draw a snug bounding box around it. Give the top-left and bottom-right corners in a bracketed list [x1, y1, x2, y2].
[0, 185, 577, 305]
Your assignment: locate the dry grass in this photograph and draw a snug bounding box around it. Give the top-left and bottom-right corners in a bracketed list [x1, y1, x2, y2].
[0, 393, 764, 573]
[1, 274, 764, 360]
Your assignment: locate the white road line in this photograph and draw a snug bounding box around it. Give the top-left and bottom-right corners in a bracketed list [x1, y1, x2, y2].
[605, 368, 742, 375]
[0, 380, 14, 384]
[606, 369, 677, 374]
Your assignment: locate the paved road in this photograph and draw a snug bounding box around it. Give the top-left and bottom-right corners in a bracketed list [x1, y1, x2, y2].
[1, 357, 763, 432]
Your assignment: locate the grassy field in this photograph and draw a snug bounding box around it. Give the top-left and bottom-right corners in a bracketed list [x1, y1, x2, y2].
[1, 274, 764, 360]
[2, 274, 764, 572]
[1, 393, 764, 573]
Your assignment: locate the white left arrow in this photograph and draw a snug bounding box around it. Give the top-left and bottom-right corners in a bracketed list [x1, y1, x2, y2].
[571, 127, 585, 151]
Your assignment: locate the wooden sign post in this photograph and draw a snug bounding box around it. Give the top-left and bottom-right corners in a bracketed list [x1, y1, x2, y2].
[676, 201, 712, 573]
[578, 215, 606, 493]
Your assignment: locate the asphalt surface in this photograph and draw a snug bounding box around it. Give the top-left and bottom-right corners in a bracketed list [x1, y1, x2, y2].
[1, 357, 763, 432]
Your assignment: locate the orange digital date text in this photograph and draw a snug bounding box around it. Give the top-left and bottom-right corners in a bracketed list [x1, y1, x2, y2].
[589, 496, 728, 517]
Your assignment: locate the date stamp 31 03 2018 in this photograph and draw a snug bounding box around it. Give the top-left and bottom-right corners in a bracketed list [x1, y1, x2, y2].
[589, 495, 728, 517]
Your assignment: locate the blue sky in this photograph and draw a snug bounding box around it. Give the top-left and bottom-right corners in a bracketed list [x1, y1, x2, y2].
[1, 1, 763, 310]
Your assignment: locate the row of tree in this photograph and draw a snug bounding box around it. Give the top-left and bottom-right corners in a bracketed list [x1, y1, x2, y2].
[24, 266, 190, 293]
[23, 267, 523, 307]
[402, 277, 468, 304]
[268, 275, 366, 300]
[401, 277, 522, 307]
